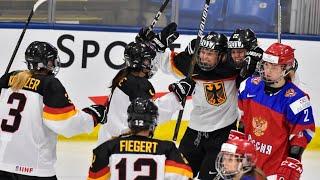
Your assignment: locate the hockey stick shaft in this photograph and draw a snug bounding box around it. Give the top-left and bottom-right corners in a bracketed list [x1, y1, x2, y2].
[148, 0, 170, 32]
[277, 0, 281, 43]
[172, 0, 211, 141]
[5, 0, 47, 74]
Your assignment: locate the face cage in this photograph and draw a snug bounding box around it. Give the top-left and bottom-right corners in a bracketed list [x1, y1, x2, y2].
[27, 56, 61, 76]
[143, 57, 158, 79]
[196, 48, 221, 71]
[231, 49, 249, 69]
[257, 61, 292, 84]
[215, 152, 253, 180]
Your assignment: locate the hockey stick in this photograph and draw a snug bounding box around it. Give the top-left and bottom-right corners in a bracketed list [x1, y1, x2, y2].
[5, 0, 47, 74]
[146, 0, 170, 35]
[277, 0, 282, 43]
[172, 0, 211, 141]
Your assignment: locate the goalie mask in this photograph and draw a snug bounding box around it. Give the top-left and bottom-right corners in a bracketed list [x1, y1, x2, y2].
[127, 98, 159, 135]
[25, 41, 60, 75]
[197, 32, 228, 71]
[124, 42, 157, 78]
[228, 29, 258, 68]
[258, 43, 295, 84]
[216, 139, 257, 180]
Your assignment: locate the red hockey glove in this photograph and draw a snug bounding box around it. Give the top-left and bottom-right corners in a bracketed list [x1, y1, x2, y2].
[276, 157, 303, 180]
[228, 130, 245, 140]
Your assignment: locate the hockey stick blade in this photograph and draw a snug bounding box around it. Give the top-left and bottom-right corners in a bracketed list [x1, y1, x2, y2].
[5, 0, 48, 74]
[172, 0, 211, 141]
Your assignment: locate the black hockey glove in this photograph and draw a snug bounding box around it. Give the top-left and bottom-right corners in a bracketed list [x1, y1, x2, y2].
[169, 77, 195, 102]
[82, 105, 107, 126]
[240, 46, 264, 78]
[184, 39, 197, 56]
[136, 22, 179, 52]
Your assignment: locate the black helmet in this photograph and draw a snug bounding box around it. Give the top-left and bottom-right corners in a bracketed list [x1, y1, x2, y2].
[127, 98, 159, 134]
[25, 41, 60, 75]
[228, 29, 257, 50]
[124, 42, 157, 78]
[197, 32, 228, 71]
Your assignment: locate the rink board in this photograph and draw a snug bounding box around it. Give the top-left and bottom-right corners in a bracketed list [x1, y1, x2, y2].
[58, 121, 320, 151]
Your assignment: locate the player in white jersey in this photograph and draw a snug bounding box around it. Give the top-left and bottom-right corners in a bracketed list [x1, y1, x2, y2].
[97, 24, 195, 146]
[0, 41, 106, 179]
[137, 29, 239, 179]
[88, 97, 193, 180]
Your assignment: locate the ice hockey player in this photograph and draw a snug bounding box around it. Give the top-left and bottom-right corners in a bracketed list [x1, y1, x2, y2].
[88, 97, 193, 180]
[0, 41, 106, 179]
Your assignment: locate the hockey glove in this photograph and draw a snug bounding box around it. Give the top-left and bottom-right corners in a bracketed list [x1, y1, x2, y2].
[184, 39, 196, 56]
[276, 157, 303, 180]
[169, 77, 195, 102]
[240, 47, 264, 78]
[136, 23, 179, 52]
[228, 130, 245, 140]
[82, 105, 107, 126]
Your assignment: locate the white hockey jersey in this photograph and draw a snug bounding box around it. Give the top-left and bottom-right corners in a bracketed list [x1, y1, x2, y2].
[157, 51, 239, 132]
[0, 72, 94, 177]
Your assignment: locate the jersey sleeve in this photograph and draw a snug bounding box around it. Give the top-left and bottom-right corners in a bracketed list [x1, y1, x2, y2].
[157, 50, 190, 78]
[42, 77, 94, 137]
[164, 141, 193, 179]
[155, 92, 182, 124]
[286, 95, 315, 148]
[238, 78, 250, 119]
[88, 142, 111, 180]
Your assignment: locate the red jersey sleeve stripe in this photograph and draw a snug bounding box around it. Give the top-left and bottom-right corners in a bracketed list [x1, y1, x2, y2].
[44, 105, 75, 114]
[88, 167, 110, 180]
[165, 160, 193, 177]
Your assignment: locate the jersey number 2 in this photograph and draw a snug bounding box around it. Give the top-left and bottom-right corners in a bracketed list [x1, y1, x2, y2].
[115, 158, 157, 180]
[1, 92, 26, 133]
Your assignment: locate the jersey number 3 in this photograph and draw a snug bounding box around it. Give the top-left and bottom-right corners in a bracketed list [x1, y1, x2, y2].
[1, 92, 26, 133]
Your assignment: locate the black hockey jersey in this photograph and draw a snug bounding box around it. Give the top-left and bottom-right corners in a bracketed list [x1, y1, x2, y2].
[98, 73, 181, 145]
[88, 135, 193, 180]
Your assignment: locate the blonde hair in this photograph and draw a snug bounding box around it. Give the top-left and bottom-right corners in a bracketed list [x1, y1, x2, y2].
[10, 70, 32, 91]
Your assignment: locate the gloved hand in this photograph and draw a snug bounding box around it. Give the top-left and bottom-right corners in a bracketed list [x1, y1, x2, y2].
[184, 39, 197, 56]
[228, 129, 245, 140]
[136, 22, 179, 52]
[169, 77, 195, 102]
[240, 46, 264, 78]
[82, 105, 107, 126]
[276, 157, 303, 180]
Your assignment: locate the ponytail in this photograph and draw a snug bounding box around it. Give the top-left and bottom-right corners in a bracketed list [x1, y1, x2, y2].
[10, 70, 32, 91]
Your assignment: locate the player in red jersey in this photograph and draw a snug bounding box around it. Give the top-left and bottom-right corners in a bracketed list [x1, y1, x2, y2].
[233, 43, 315, 179]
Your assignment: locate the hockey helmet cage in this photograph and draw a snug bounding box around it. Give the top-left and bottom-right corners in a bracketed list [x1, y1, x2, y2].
[216, 138, 257, 179]
[197, 32, 228, 71]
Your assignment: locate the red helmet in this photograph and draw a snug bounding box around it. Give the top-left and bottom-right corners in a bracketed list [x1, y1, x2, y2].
[216, 139, 257, 179]
[263, 43, 295, 66]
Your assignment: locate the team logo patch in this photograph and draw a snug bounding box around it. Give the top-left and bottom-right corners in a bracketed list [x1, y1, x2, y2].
[285, 88, 296, 97]
[251, 77, 261, 85]
[203, 81, 226, 106]
[252, 117, 268, 137]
